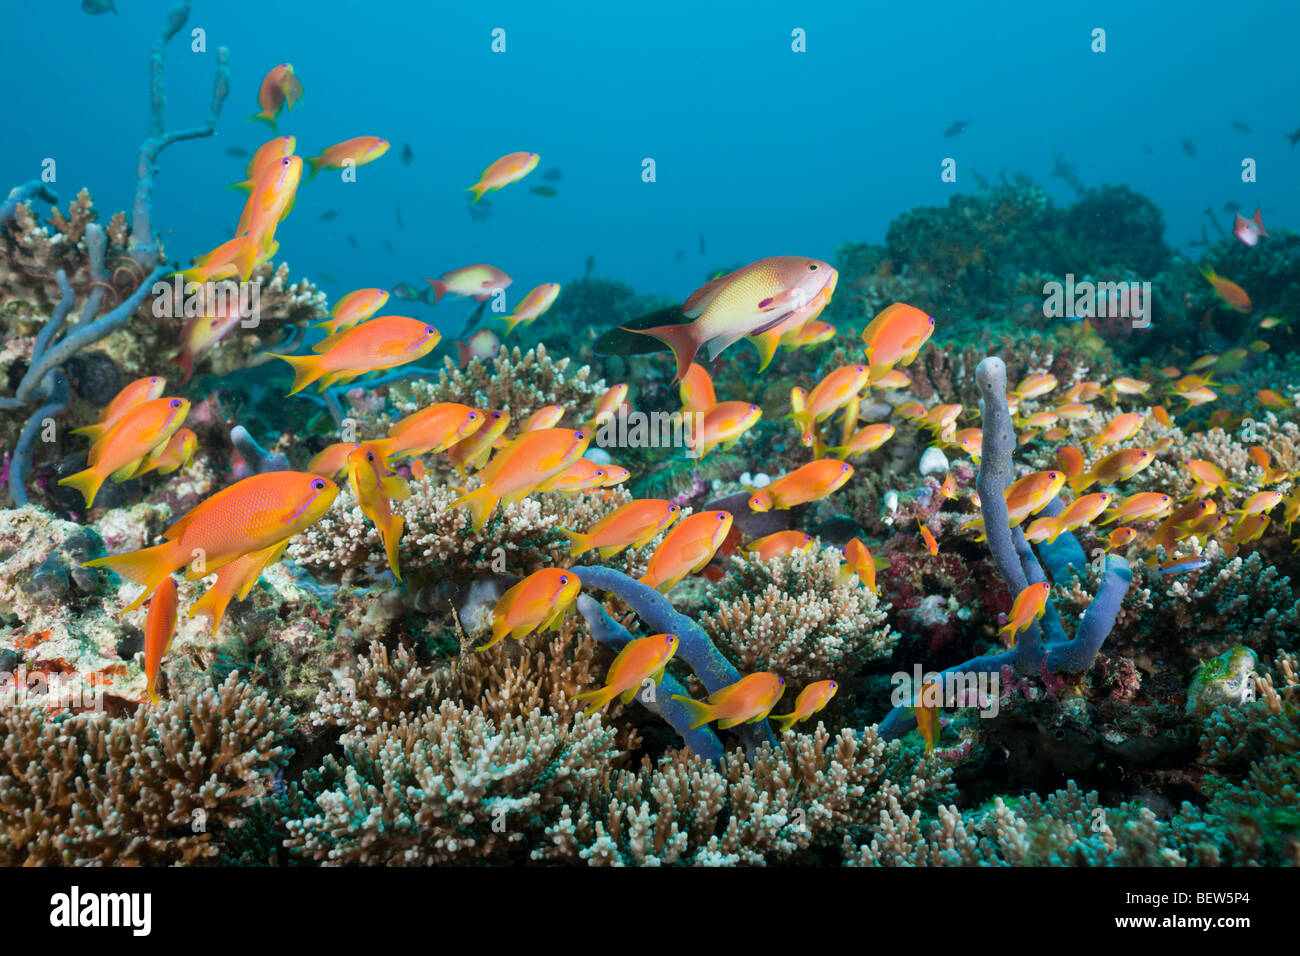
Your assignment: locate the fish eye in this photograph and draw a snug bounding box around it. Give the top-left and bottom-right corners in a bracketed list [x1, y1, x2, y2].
[717, 513, 726, 520]
[779, 677, 785, 684]
[367, 452, 375, 462]
[169, 399, 181, 407]
[559, 575, 569, 584]
[312, 479, 326, 490]
[808, 264, 817, 271]
[468, 412, 477, 419]
[575, 432, 585, 440]
[595, 470, 604, 477]
[492, 412, 502, 419]
[281, 157, 291, 166]
[150, 377, 159, 383]
[842, 465, 850, 472]
[857, 366, 865, 371]
[669, 504, 679, 511]
[830, 681, 838, 688]
[425, 327, 435, 334]
[928, 316, 935, 325]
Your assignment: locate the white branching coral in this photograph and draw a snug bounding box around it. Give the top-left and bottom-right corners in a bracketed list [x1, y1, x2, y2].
[699, 546, 896, 684]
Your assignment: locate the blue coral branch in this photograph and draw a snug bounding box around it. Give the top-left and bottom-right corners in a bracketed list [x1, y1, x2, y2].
[8, 371, 69, 508]
[575, 594, 725, 763]
[877, 356, 1134, 740]
[231, 426, 290, 474]
[573, 565, 778, 760]
[0, 180, 58, 225]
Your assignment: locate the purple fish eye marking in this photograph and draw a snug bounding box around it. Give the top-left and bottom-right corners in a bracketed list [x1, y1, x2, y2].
[468, 412, 478, 419]
[842, 464, 850, 472]
[575, 431, 585, 440]
[559, 575, 569, 584]
[779, 677, 785, 684]
[717, 513, 726, 520]
[169, 399, 182, 408]
[312, 479, 326, 491]
[425, 327, 435, 335]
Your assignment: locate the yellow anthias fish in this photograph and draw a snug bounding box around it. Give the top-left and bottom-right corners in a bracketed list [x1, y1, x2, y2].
[560, 498, 681, 559]
[770, 680, 839, 733]
[1041, 492, 1111, 543]
[304, 136, 390, 181]
[500, 282, 561, 335]
[467, 151, 540, 203]
[748, 460, 854, 512]
[307, 442, 359, 478]
[1086, 412, 1145, 448]
[451, 428, 592, 531]
[629, 257, 837, 382]
[315, 288, 390, 336]
[1004, 470, 1066, 526]
[639, 510, 733, 592]
[143, 575, 178, 705]
[571, 633, 679, 716]
[999, 581, 1051, 647]
[789, 364, 870, 443]
[233, 155, 303, 279]
[914, 680, 941, 753]
[1069, 448, 1154, 493]
[479, 567, 580, 650]
[672, 672, 785, 730]
[828, 423, 895, 459]
[84, 472, 339, 612]
[838, 537, 888, 593]
[687, 401, 762, 458]
[519, 405, 566, 433]
[59, 397, 191, 507]
[748, 283, 832, 372]
[680, 362, 717, 414]
[447, 410, 510, 473]
[347, 442, 411, 580]
[861, 302, 935, 383]
[1201, 266, 1252, 313]
[1101, 492, 1173, 525]
[270, 317, 441, 395]
[133, 428, 198, 478]
[1012, 372, 1058, 400]
[375, 403, 483, 461]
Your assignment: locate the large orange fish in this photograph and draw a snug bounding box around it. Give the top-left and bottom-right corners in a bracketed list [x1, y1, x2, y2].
[304, 136, 389, 180]
[271, 317, 441, 395]
[501, 283, 561, 335]
[189, 542, 286, 637]
[742, 530, 814, 562]
[315, 288, 390, 336]
[70, 376, 166, 441]
[84, 472, 339, 612]
[249, 63, 302, 130]
[374, 403, 483, 460]
[639, 510, 733, 592]
[480, 567, 580, 650]
[451, 427, 592, 531]
[426, 264, 512, 305]
[347, 443, 410, 580]
[672, 672, 785, 730]
[59, 397, 191, 507]
[143, 575, 178, 705]
[999, 581, 1050, 646]
[467, 151, 540, 203]
[1101, 491, 1173, 525]
[571, 633, 679, 716]
[770, 679, 838, 733]
[862, 303, 936, 383]
[838, 537, 888, 594]
[748, 459, 853, 512]
[629, 256, 837, 381]
[232, 154, 302, 279]
[1086, 412, 1145, 448]
[560, 498, 681, 559]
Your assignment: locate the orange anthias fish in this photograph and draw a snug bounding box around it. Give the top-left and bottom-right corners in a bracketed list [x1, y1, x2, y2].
[629, 256, 837, 381]
[589, 384, 630, 427]
[231, 154, 302, 279]
[749, 283, 832, 371]
[1004, 470, 1066, 526]
[789, 364, 870, 442]
[999, 581, 1051, 647]
[307, 442, 358, 478]
[743, 530, 813, 562]
[571, 633, 679, 716]
[1202, 266, 1252, 312]
[1257, 389, 1294, 410]
[1042, 492, 1111, 543]
[1013, 372, 1058, 400]
[451, 427, 592, 531]
[84, 472, 339, 612]
[270, 317, 441, 394]
[1054, 446, 1085, 478]
[1102, 526, 1138, 551]
[748, 460, 854, 512]
[134, 428, 198, 478]
[1086, 412, 1145, 448]
[687, 401, 762, 458]
[375, 403, 483, 460]
[1230, 490, 1285, 518]
[143, 575, 178, 705]
[347, 443, 411, 580]
[59, 397, 191, 507]
[914, 680, 941, 753]
[316, 288, 390, 336]
[561, 498, 681, 559]
[480, 567, 581, 650]
[501, 282, 561, 335]
[426, 264, 513, 305]
[554, 458, 611, 493]
[249, 63, 302, 130]
[1102, 492, 1173, 525]
[838, 537, 889, 593]
[519, 405, 566, 433]
[70, 376, 166, 441]
[232, 135, 296, 189]
[680, 362, 717, 414]
[178, 234, 280, 284]
[917, 519, 939, 555]
[171, 293, 247, 384]
[640, 510, 733, 592]
[770, 679, 839, 733]
[861, 302, 936, 383]
[304, 136, 390, 180]
[599, 465, 631, 487]
[189, 542, 285, 638]
[829, 423, 895, 459]
[454, 330, 502, 368]
[672, 672, 785, 730]
[447, 410, 510, 473]
[788, 320, 835, 349]
[1069, 448, 1154, 493]
[467, 151, 540, 203]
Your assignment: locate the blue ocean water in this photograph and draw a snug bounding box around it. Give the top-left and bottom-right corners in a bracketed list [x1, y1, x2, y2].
[3, 0, 1296, 325]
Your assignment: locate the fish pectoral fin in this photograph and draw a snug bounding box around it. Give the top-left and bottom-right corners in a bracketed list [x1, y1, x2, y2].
[716, 716, 745, 730]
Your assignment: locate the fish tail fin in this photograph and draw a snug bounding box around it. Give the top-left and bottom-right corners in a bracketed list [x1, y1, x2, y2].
[269, 352, 325, 395]
[751, 329, 781, 372]
[466, 183, 488, 204]
[188, 587, 231, 638]
[303, 157, 323, 182]
[426, 279, 448, 305]
[83, 540, 185, 613]
[560, 527, 592, 557]
[57, 467, 105, 508]
[630, 322, 699, 383]
[1042, 519, 1064, 544]
[771, 712, 799, 734]
[500, 315, 523, 336]
[670, 694, 714, 730]
[380, 514, 404, 581]
[997, 621, 1018, 646]
[68, 423, 105, 440]
[1068, 473, 1094, 495]
[248, 110, 278, 131]
[572, 684, 620, 716]
[225, 180, 255, 196]
[454, 341, 470, 367]
[451, 485, 499, 532]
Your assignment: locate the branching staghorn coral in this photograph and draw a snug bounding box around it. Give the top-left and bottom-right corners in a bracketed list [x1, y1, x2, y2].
[699, 546, 896, 686]
[0, 673, 294, 865]
[879, 356, 1133, 740]
[536, 722, 952, 865]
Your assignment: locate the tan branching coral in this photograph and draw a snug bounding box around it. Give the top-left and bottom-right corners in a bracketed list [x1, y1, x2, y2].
[699, 547, 896, 684]
[0, 674, 294, 865]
